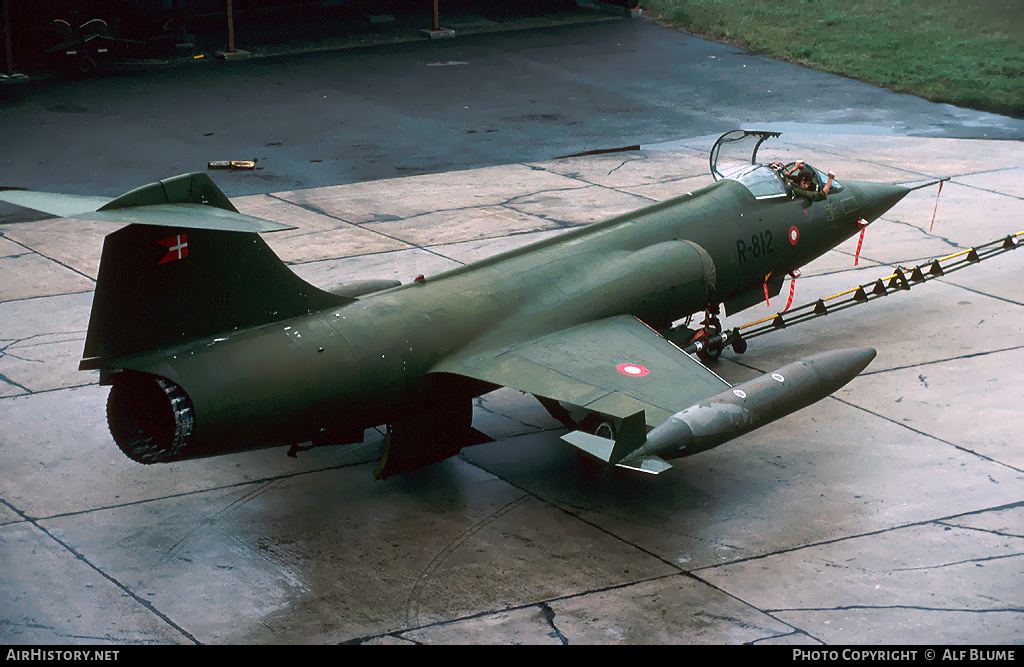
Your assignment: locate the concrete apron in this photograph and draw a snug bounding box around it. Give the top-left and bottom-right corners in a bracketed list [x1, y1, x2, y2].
[0, 131, 1021, 644]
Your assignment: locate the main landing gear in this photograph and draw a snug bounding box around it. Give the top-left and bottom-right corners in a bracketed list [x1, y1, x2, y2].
[688, 308, 724, 361]
[665, 305, 747, 362]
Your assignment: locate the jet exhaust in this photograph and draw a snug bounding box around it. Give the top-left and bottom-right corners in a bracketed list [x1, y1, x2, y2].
[107, 372, 195, 463]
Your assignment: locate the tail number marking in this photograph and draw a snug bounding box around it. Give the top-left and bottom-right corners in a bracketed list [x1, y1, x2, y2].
[736, 230, 774, 264]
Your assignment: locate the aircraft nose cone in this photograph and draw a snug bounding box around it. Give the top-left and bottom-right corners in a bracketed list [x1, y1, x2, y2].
[852, 181, 912, 222]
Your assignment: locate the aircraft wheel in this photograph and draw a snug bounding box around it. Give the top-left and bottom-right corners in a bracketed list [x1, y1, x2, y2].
[696, 318, 723, 362]
[594, 420, 616, 440]
[73, 55, 97, 76]
[698, 343, 723, 362]
[579, 413, 617, 440]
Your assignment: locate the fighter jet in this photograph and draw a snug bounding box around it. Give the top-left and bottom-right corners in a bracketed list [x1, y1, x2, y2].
[0, 131, 919, 477]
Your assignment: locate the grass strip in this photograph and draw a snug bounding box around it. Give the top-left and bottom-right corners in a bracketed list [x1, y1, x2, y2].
[641, 0, 1024, 117]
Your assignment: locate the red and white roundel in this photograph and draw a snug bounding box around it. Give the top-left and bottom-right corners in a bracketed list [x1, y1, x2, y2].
[789, 225, 800, 245]
[616, 363, 650, 377]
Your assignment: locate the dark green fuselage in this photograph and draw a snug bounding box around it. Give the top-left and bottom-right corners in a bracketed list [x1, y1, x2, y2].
[111, 176, 905, 461]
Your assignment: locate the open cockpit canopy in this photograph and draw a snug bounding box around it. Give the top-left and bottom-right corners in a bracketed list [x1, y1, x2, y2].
[709, 130, 780, 179]
[709, 129, 842, 199]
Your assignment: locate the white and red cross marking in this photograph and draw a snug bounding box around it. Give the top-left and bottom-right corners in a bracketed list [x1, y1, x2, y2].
[158, 234, 188, 265]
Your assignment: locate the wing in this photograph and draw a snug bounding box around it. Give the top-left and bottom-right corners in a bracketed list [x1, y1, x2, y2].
[432, 314, 731, 428]
[434, 315, 876, 475]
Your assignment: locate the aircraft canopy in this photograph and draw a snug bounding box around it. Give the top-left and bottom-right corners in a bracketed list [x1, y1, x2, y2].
[709, 129, 842, 198]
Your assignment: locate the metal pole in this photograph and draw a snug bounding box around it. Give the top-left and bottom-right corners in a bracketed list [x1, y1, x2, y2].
[226, 0, 235, 53]
[3, 0, 13, 76]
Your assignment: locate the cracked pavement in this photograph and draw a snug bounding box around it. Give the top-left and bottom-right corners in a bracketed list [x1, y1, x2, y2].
[1, 17, 1022, 645]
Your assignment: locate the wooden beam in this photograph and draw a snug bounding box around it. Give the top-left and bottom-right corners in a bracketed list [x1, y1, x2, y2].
[3, 0, 13, 76]
[226, 0, 235, 52]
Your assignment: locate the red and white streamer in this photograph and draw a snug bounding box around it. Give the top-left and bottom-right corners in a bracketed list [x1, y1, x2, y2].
[929, 180, 944, 232]
[854, 225, 867, 266]
[783, 270, 800, 312]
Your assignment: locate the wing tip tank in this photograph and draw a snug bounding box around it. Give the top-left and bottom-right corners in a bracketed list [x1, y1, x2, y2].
[561, 347, 877, 473]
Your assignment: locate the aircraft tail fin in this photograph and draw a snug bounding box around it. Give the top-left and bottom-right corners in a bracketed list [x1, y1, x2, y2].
[26, 173, 357, 369]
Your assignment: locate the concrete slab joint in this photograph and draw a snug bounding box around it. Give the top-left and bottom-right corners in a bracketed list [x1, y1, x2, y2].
[1, 19, 1022, 645]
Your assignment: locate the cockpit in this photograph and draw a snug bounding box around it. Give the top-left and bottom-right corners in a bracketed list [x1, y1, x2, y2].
[709, 130, 842, 199]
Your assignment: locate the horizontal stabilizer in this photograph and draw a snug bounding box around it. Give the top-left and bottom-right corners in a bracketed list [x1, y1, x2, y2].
[0, 173, 295, 233]
[0, 190, 113, 217]
[75, 203, 296, 233]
